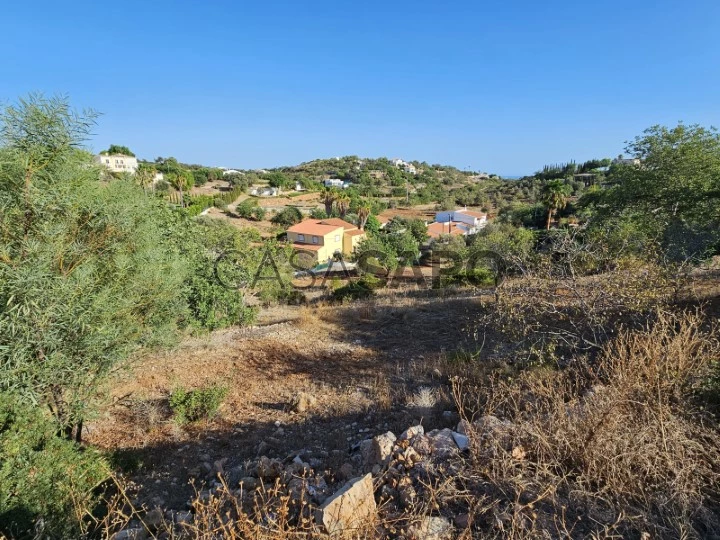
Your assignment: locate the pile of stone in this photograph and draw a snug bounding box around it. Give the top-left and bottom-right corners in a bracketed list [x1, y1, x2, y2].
[113, 417, 517, 539]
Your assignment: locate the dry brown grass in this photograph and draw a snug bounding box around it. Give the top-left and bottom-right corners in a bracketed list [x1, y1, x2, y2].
[453, 310, 720, 538]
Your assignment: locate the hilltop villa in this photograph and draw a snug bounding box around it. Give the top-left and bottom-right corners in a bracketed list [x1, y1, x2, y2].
[287, 218, 367, 264]
[94, 153, 138, 174]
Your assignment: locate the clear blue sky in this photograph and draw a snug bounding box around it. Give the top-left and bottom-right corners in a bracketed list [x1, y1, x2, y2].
[2, 1, 719, 176]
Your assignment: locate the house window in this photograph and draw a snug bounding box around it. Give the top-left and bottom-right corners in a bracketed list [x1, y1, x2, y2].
[312, 236, 318, 244]
[297, 234, 305, 242]
[335, 234, 340, 242]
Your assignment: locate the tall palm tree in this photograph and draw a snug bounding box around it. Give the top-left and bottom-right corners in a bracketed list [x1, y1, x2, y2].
[335, 194, 351, 218]
[357, 205, 371, 230]
[541, 180, 570, 230]
[322, 188, 337, 216]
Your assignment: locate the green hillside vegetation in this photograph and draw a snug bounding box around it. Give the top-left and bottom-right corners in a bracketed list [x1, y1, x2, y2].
[1, 95, 720, 538]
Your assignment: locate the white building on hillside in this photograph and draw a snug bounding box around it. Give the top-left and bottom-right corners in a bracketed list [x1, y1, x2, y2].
[323, 178, 345, 188]
[434, 208, 488, 232]
[613, 156, 641, 166]
[95, 153, 138, 174]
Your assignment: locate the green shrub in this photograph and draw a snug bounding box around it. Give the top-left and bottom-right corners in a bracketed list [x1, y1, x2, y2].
[0, 395, 109, 539]
[271, 206, 303, 227]
[332, 274, 384, 302]
[169, 384, 228, 423]
[251, 206, 266, 221]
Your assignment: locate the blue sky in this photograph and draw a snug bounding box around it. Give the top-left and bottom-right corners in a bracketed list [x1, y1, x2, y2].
[2, 1, 719, 176]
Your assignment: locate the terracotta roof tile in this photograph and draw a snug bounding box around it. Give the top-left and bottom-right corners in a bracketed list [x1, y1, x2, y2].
[427, 221, 466, 238]
[319, 218, 357, 230]
[287, 219, 342, 236]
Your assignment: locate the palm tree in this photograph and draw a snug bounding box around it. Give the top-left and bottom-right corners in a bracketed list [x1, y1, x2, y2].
[357, 205, 371, 230]
[541, 180, 570, 230]
[168, 171, 191, 208]
[322, 188, 337, 216]
[136, 165, 154, 195]
[335, 194, 351, 218]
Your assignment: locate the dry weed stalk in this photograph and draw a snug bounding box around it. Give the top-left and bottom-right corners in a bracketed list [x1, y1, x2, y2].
[453, 310, 720, 538]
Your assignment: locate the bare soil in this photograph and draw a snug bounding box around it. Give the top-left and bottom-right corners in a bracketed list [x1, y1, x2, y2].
[85, 291, 490, 510]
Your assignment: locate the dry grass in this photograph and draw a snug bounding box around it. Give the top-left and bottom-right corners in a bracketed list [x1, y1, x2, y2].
[454, 310, 720, 538]
[89, 274, 720, 538]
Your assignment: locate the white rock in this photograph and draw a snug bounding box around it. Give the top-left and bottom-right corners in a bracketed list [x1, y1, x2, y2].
[428, 428, 458, 458]
[400, 425, 424, 441]
[315, 474, 376, 535]
[372, 431, 397, 465]
[410, 516, 454, 540]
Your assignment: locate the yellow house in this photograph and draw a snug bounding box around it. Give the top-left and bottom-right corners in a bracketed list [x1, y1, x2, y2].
[287, 218, 367, 264]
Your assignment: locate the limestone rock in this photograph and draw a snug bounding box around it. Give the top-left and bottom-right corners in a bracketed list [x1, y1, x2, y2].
[428, 428, 458, 458]
[400, 425, 424, 441]
[315, 474, 376, 536]
[411, 434, 433, 456]
[372, 431, 397, 465]
[410, 516, 454, 540]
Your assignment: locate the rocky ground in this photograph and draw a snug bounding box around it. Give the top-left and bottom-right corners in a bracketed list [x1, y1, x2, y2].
[113, 416, 506, 539]
[86, 291, 491, 529]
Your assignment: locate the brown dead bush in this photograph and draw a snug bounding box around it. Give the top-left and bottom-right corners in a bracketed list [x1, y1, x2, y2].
[454, 310, 720, 538]
[489, 260, 678, 359]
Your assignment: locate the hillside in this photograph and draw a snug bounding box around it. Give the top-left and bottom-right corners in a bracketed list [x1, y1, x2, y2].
[2, 97, 720, 540]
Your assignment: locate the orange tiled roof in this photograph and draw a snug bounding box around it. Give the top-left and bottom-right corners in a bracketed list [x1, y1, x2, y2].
[319, 218, 357, 230]
[345, 229, 367, 237]
[287, 219, 342, 236]
[427, 222, 466, 238]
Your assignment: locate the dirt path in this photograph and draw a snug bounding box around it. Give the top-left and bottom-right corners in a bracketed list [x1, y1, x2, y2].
[86, 293, 488, 510]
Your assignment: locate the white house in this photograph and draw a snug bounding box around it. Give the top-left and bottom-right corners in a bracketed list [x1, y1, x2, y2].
[404, 164, 417, 175]
[223, 169, 243, 175]
[251, 186, 279, 197]
[95, 154, 138, 174]
[323, 178, 345, 188]
[391, 158, 406, 168]
[434, 208, 487, 233]
[613, 156, 641, 166]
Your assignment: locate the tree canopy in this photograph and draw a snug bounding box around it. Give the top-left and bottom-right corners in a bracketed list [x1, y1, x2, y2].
[101, 144, 135, 156]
